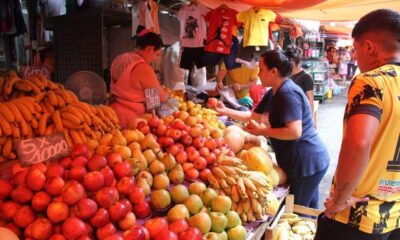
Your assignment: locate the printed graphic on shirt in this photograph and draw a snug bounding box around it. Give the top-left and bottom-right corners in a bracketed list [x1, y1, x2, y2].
[348, 201, 368, 229]
[207, 18, 230, 47]
[387, 135, 400, 172]
[373, 201, 395, 234]
[184, 16, 199, 39]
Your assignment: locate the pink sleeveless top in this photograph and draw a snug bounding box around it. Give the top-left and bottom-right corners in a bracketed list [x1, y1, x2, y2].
[110, 52, 148, 128]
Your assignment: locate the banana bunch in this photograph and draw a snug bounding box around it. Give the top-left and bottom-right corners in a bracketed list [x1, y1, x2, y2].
[273, 213, 316, 240]
[0, 71, 121, 161]
[206, 153, 277, 222]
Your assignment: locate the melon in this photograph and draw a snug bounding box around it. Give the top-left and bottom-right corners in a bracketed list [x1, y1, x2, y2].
[223, 125, 246, 137]
[273, 165, 288, 185]
[224, 131, 245, 153]
[265, 192, 280, 216]
[242, 147, 273, 174]
[269, 168, 280, 187]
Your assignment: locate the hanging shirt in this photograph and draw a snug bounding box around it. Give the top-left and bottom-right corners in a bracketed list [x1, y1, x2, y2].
[177, 4, 209, 48]
[204, 6, 238, 54]
[136, 0, 159, 34]
[332, 63, 400, 234]
[237, 8, 277, 47]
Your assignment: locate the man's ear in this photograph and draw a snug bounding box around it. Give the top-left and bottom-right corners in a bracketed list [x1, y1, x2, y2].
[364, 40, 377, 57]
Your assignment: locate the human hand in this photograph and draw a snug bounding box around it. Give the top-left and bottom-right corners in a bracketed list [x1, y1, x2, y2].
[245, 120, 265, 136]
[214, 101, 226, 113]
[324, 195, 369, 219]
[216, 82, 224, 90]
[233, 83, 241, 91]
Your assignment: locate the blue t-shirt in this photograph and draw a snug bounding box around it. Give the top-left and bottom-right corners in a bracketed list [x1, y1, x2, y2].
[254, 79, 329, 177]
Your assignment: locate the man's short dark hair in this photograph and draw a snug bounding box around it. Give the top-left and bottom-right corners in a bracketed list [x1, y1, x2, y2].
[352, 9, 400, 43]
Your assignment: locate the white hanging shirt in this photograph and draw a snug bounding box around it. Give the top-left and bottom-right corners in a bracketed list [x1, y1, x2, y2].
[177, 4, 209, 48]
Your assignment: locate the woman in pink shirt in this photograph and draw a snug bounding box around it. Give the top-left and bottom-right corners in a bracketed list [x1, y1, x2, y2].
[110, 30, 168, 127]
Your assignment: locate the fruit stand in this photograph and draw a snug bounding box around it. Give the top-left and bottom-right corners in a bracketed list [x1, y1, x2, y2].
[0, 71, 292, 240]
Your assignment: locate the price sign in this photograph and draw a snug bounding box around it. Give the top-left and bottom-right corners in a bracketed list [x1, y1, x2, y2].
[144, 88, 160, 111]
[16, 133, 70, 166]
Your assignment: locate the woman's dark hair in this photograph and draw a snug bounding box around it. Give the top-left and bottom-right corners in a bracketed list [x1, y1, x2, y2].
[261, 50, 293, 77]
[285, 44, 301, 65]
[136, 31, 164, 50]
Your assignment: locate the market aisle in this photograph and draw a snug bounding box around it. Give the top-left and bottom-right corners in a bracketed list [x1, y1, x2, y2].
[316, 85, 349, 208]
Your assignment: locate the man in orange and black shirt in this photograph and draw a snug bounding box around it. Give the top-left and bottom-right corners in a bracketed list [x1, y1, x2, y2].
[315, 9, 400, 240]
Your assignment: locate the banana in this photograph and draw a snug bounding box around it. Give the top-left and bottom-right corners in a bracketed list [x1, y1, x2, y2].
[242, 199, 251, 212]
[8, 70, 18, 78]
[207, 173, 220, 189]
[236, 201, 243, 215]
[47, 90, 58, 106]
[22, 78, 41, 94]
[63, 105, 84, 120]
[3, 77, 21, 95]
[14, 81, 33, 92]
[100, 133, 113, 145]
[0, 113, 12, 136]
[214, 174, 229, 189]
[63, 129, 73, 148]
[39, 113, 51, 135]
[2, 137, 12, 157]
[13, 100, 33, 122]
[45, 78, 59, 90]
[70, 129, 83, 145]
[91, 115, 107, 130]
[65, 90, 79, 102]
[55, 89, 71, 104]
[0, 102, 15, 122]
[10, 123, 20, 138]
[31, 73, 48, 88]
[35, 92, 46, 102]
[98, 105, 118, 125]
[97, 110, 114, 128]
[251, 197, 262, 215]
[43, 98, 55, 113]
[237, 178, 248, 199]
[61, 111, 82, 125]
[62, 118, 83, 130]
[77, 130, 87, 144]
[243, 178, 257, 192]
[71, 101, 95, 116]
[52, 110, 64, 132]
[56, 95, 66, 108]
[231, 201, 237, 211]
[218, 157, 242, 166]
[31, 118, 39, 129]
[212, 166, 227, 178]
[82, 124, 92, 136]
[218, 165, 237, 176]
[231, 185, 240, 202]
[44, 124, 55, 135]
[226, 176, 237, 185]
[247, 207, 254, 222]
[240, 212, 247, 222]
[27, 75, 45, 90]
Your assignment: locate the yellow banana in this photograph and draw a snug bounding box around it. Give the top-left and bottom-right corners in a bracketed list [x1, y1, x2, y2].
[91, 115, 107, 130]
[237, 178, 247, 198]
[8, 71, 18, 78]
[45, 78, 59, 90]
[62, 118, 83, 130]
[47, 90, 58, 106]
[22, 78, 41, 94]
[218, 165, 237, 176]
[71, 101, 95, 116]
[247, 207, 254, 222]
[31, 73, 48, 88]
[207, 173, 220, 189]
[39, 112, 51, 135]
[56, 95, 66, 108]
[14, 81, 32, 92]
[2, 137, 12, 157]
[55, 89, 71, 104]
[0, 114, 12, 136]
[70, 129, 83, 145]
[43, 98, 55, 113]
[0, 102, 15, 122]
[44, 124, 54, 135]
[10, 123, 20, 138]
[231, 185, 240, 202]
[65, 90, 79, 102]
[242, 199, 251, 212]
[28, 75, 45, 90]
[236, 201, 243, 215]
[77, 130, 87, 144]
[52, 110, 64, 132]
[251, 197, 262, 216]
[61, 111, 82, 125]
[35, 92, 46, 102]
[226, 176, 237, 185]
[212, 166, 227, 178]
[3, 77, 21, 95]
[243, 178, 257, 192]
[214, 174, 229, 189]
[63, 129, 73, 148]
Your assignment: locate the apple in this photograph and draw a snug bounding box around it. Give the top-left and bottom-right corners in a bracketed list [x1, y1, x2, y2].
[154, 230, 178, 240]
[137, 122, 150, 135]
[84, 222, 93, 237]
[49, 234, 65, 240]
[11, 185, 33, 203]
[31, 218, 53, 240]
[32, 191, 52, 212]
[167, 145, 180, 156]
[47, 201, 69, 223]
[84, 171, 105, 192]
[205, 139, 217, 151]
[117, 176, 135, 195]
[227, 225, 247, 240]
[180, 134, 192, 146]
[193, 137, 205, 149]
[148, 116, 160, 128]
[185, 168, 199, 181]
[46, 164, 65, 178]
[100, 166, 115, 187]
[95, 187, 119, 209]
[156, 124, 167, 136]
[61, 181, 85, 205]
[190, 127, 201, 138]
[104, 234, 123, 240]
[13, 170, 27, 186]
[113, 162, 131, 179]
[134, 200, 151, 218]
[73, 198, 98, 220]
[169, 219, 189, 235]
[62, 217, 86, 240]
[123, 225, 150, 240]
[204, 153, 216, 165]
[207, 98, 218, 108]
[144, 217, 168, 239]
[178, 227, 202, 240]
[118, 212, 136, 230]
[171, 129, 182, 141]
[109, 201, 128, 221]
[68, 166, 87, 182]
[5, 222, 21, 238]
[71, 156, 88, 168]
[71, 143, 89, 158]
[128, 186, 145, 204]
[88, 154, 107, 171]
[45, 176, 65, 196]
[193, 157, 207, 170]
[0, 201, 21, 221]
[106, 153, 123, 167]
[13, 205, 35, 228]
[200, 169, 211, 181]
[59, 157, 73, 169]
[30, 162, 47, 173]
[90, 208, 110, 228]
[0, 179, 13, 200]
[188, 151, 200, 162]
[162, 137, 174, 147]
[175, 143, 185, 152]
[198, 147, 210, 158]
[96, 223, 116, 240]
[175, 151, 188, 164]
[120, 198, 132, 213]
[25, 169, 46, 191]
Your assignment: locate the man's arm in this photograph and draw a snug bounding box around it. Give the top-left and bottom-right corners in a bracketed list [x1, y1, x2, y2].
[216, 68, 227, 90]
[332, 114, 379, 204]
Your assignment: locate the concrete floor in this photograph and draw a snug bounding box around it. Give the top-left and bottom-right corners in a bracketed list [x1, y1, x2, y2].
[316, 83, 349, 208]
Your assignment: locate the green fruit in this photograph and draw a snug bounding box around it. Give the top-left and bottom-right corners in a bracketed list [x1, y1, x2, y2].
[227, 225, 247, 240]
[201, 188, 218, 207]
[169, 184, 189, 204]
[167, 204, 190, 222]
[152, 173, 170, 189]
[161, 153, 176, 170]
[203, 232, 219, 240]
[188, 212, 211, 234]
[150, 189, 171, 209]
[168, 164, 184, 184]
[211, 196, 232, 214]
[210, 212, 228, 233]
[184, 194, 203, 215]
[188, 182, 207, 195]
[149, 160, 165, 175]
[226, 211, 242, 229]
[218, 231, 228, 240]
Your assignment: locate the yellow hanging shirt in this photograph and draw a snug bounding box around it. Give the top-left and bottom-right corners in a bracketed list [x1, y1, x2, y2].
[333, 63, 400, 234]
[221, 63, 259, 99]
[237, 8, 276, 47]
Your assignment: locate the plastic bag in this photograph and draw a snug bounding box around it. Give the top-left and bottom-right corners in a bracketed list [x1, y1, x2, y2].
[219, 87, 243, 110]
[20, 51, 50, 79]
[185, 85, 209, 104]
[156, 98, 179, 118]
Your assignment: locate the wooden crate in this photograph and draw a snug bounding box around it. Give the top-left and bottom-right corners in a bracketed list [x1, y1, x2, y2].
[263, 194, 322, 240]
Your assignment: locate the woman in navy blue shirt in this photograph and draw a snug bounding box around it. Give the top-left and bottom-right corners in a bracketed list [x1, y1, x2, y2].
[216, 50, 330, 209]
